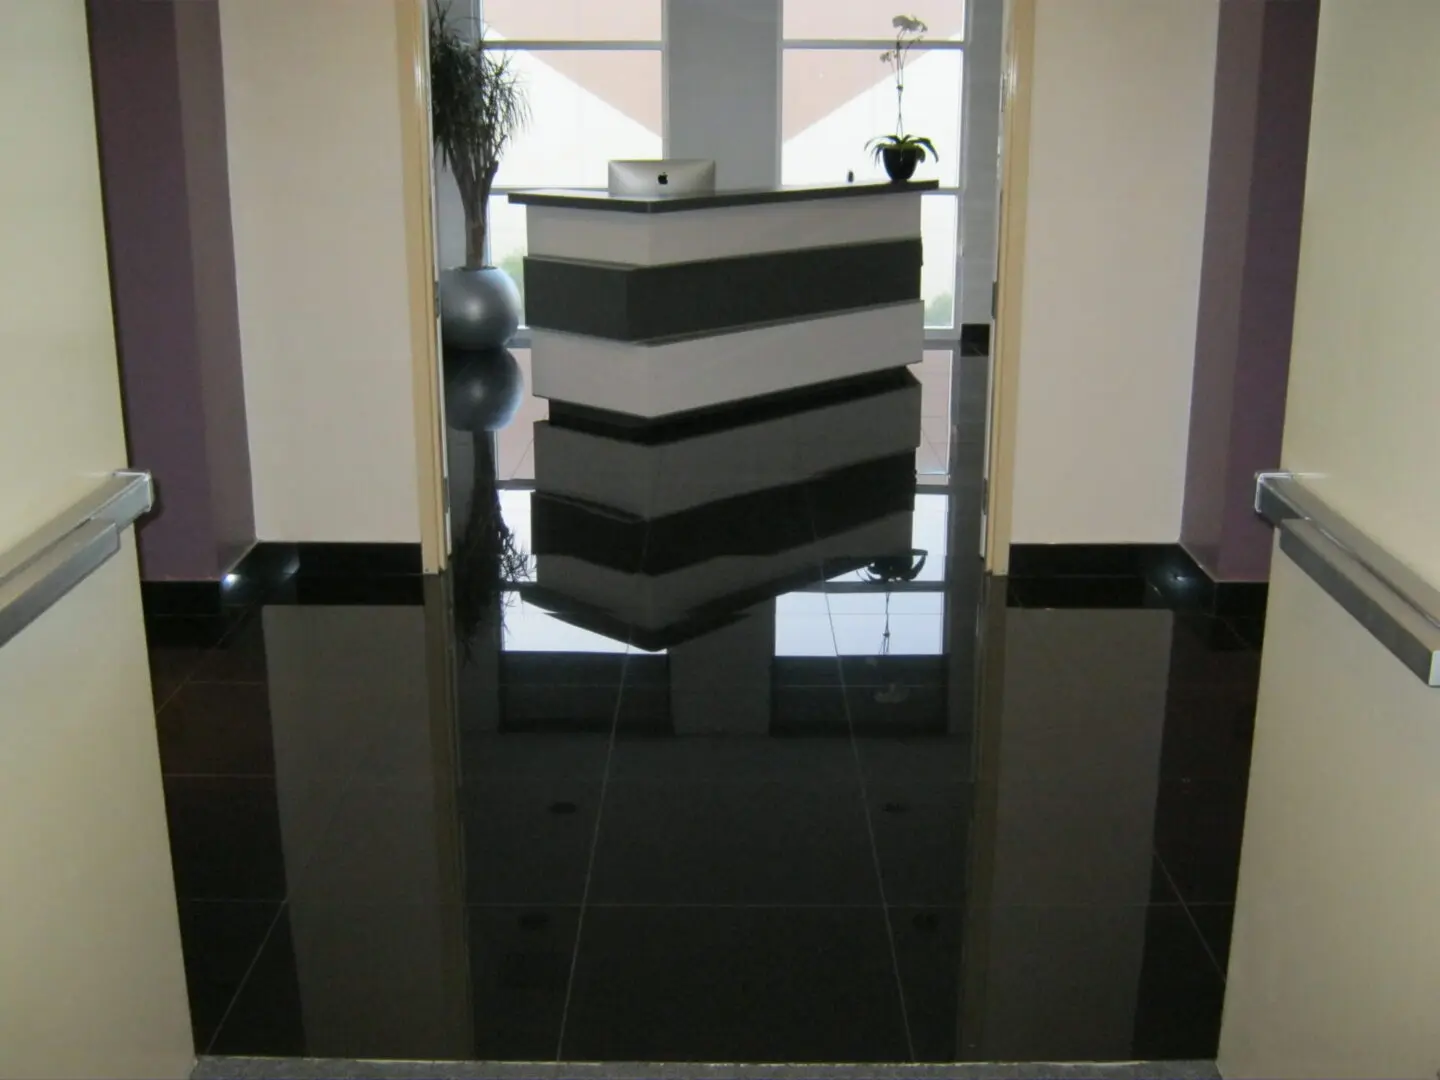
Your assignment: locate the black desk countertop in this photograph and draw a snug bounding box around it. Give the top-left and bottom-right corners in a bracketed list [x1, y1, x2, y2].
[507, 179, 939, 214]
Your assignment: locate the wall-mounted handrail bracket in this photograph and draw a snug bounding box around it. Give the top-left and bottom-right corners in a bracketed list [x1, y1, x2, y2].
[1255, 471, 1440, 687]
[0, 470, 153, 650]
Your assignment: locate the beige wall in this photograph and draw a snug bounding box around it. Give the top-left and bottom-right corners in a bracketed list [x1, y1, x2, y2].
[0, 2, 192, 1075]
[220, 0, 422, 543]
[1009, 0, 1217, 544]
[1218, 5, 1440, 1077]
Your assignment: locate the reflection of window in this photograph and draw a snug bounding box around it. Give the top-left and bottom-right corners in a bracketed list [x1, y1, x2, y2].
[782, 1, 965, 331]
[476, 1, 663, 322]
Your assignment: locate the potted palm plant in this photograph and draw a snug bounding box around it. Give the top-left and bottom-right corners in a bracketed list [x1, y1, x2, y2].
[430, 6, 529, 349]
[867, 14, 938, 182]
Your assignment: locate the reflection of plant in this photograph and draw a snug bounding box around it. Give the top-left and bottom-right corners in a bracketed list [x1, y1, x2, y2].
[866, 15, 938, 168]
[430, 5, 528, 267]
[452, 432, 532, 657]
[862, 550, 928, 700]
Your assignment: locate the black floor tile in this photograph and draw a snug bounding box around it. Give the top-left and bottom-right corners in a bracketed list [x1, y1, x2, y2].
[586, 777, 880, 906]
[163, 776, 288, 901]
[177, 899, 282, 1052]
[206, 907, 307, 1057]
[144, 612, 238, 649]
[1131, 904, 1228, 1060]
[560, 906, 909, 1063]
[770, 683, 850, 734]
[956, 904, 1222, 1062]
[844, 680, 951, 737]
[462, 774, 605, 906]
[155, 350, 1268, 1067]
[1188, 903, 1235, 978]
[890, 906, 966, 1061]
[148, 643, 205, 705]
[1008, 576, 1164, 609]
[1153, 778, 1250, 904]
[607, 732, 858, 784]
[866, 782, 974, 907]
[1158, 686, 1257, 782]
[494, 681, 626, 734]
[469, 905, 581, 1061]
[1225, 614, 1266, 650]
[190, 614, 269, 683]
[1166, 616, 1262, 689]
[157, 681, 276, 776]
[836, 652, 949, 689]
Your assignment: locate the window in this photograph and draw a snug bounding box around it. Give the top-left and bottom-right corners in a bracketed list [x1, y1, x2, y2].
[782, 0, 965, 332]
[472, 1, 663, 320]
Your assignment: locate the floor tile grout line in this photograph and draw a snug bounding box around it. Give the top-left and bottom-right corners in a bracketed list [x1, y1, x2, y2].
[205, 742, 370, 1053]
[201, 900, 289, 1057]
[1153, 849, 1227, 984]
[821, 567, 918, 1063]
[553, 534, 649, 1062]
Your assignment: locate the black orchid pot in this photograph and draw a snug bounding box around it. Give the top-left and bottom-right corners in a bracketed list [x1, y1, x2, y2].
[881, 146, 920, 182]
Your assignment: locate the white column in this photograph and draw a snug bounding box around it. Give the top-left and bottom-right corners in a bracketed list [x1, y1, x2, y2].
[663, 0, 781, 190]
[958, 0, 1004, 328]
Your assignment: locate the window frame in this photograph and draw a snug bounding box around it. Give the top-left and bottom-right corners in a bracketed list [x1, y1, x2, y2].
[482, 35, 663, 341]
[781, 36, 965, 339]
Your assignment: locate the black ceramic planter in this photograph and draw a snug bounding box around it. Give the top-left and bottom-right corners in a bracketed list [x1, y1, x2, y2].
[882, 146, 920, 182]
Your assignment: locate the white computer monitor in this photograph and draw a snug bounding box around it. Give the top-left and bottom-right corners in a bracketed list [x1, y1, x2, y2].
[607, 159, 717, 198]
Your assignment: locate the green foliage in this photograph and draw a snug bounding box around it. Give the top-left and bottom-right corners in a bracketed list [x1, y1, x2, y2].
[924, 291, 953, 328]
[870, 13, 935, 168]
[430, 5, 528, 266]
[867, 134, 940, 165]
[496, 251, 526, 319]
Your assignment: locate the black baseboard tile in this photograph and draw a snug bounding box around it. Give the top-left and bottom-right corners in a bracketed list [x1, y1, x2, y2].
[959, 323, 991, 355]
[140, 580, 227, 618]
[141, 542, 423, 627]
[1006, 543, 1269, 615]
[140, 542, 293, 621]
[267, 574, 426, 606]
[292, 542, 423, 577]
[1009, 543, 1178, 580]
[1212, 581, 1269, 617]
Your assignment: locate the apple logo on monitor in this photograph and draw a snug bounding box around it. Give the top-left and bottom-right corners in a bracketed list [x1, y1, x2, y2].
[607, 160, 717, 197]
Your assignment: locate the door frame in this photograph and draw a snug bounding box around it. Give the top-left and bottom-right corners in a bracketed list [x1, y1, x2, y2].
[982, 0, 1035, 575]
[395, 0, 450, 574]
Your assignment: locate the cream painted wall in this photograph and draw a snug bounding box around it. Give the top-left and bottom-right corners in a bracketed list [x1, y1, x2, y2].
[1009, 0, 1217, 544]
[0, 3, 191, 1075]
[1218, 5, 1440, 1076]
[220, 0, 422, 543]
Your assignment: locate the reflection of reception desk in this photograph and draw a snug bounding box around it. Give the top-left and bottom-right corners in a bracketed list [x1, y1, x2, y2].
[527, 370, 922, 650]
[509, 180, 937, 418]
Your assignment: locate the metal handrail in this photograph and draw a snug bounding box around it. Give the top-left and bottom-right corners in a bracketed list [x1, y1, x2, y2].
[1256, 471, 1440, 686]
[0, 471, 153, 649]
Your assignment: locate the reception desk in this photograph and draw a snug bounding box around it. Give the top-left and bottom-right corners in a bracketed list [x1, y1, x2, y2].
[509, 180, 936, 419]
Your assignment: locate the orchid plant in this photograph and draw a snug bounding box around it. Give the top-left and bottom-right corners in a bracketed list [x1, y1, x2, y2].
[866, 14, 938, 171]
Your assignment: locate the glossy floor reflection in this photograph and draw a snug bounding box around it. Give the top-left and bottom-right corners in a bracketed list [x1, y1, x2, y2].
[146, 348, 1257, 1065]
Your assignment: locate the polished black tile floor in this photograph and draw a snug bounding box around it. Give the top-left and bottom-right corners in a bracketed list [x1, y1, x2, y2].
[146, 350, 1258, 1065]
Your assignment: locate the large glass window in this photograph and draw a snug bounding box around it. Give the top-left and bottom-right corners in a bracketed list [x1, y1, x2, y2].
[782, 1, 965, 332]
[472, 1, 663, 320]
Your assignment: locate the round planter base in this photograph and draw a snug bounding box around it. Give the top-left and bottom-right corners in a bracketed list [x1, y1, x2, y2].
[439, 266, 521, 350]
[882, 146, 920, 182]
[443, 347, 524, 433]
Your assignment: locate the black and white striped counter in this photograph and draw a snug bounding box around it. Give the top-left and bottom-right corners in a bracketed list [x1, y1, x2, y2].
[509, 180, 937, 420]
